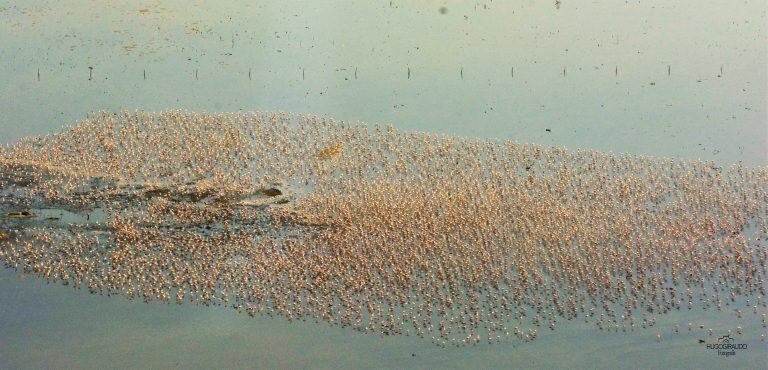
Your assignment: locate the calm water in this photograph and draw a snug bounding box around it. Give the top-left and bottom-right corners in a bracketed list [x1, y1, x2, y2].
[1, 1, 766, 368]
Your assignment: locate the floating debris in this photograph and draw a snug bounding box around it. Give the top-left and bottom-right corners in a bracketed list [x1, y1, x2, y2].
[5, 211, 33, 218]
[144, 188, 171, 199]
[123, 43, 139, 53]
[315, 141, 344, 159]
[260, 188, 282, 197]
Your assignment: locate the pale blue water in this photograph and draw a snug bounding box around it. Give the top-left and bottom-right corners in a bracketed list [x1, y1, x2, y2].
[0, 1, 766, 368]
[1, 267, 765, 369]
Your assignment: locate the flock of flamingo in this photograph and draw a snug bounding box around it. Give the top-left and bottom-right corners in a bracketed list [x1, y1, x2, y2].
[0, 110, 765, 346]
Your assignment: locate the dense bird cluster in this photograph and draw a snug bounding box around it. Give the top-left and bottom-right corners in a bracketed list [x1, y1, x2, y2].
[1, 110, 766, 346]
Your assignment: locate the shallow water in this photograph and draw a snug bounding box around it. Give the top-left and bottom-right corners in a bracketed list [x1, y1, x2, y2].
[1, 267, 765, 369]
[1, 1, 765, 166]
[1, 1, 766, 369]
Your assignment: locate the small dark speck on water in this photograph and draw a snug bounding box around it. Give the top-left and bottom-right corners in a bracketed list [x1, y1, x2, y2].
[438, 7, 448, 14]
[411, 353, 416, 357]
[545, 128, 551, 132]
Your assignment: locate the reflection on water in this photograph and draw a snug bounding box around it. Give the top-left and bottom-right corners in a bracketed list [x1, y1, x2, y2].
[1, 267, 765, 369]
[0, 0, 766, 369]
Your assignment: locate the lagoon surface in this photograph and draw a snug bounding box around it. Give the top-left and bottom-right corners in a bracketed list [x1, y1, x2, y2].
[1, 1, 766, 369]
